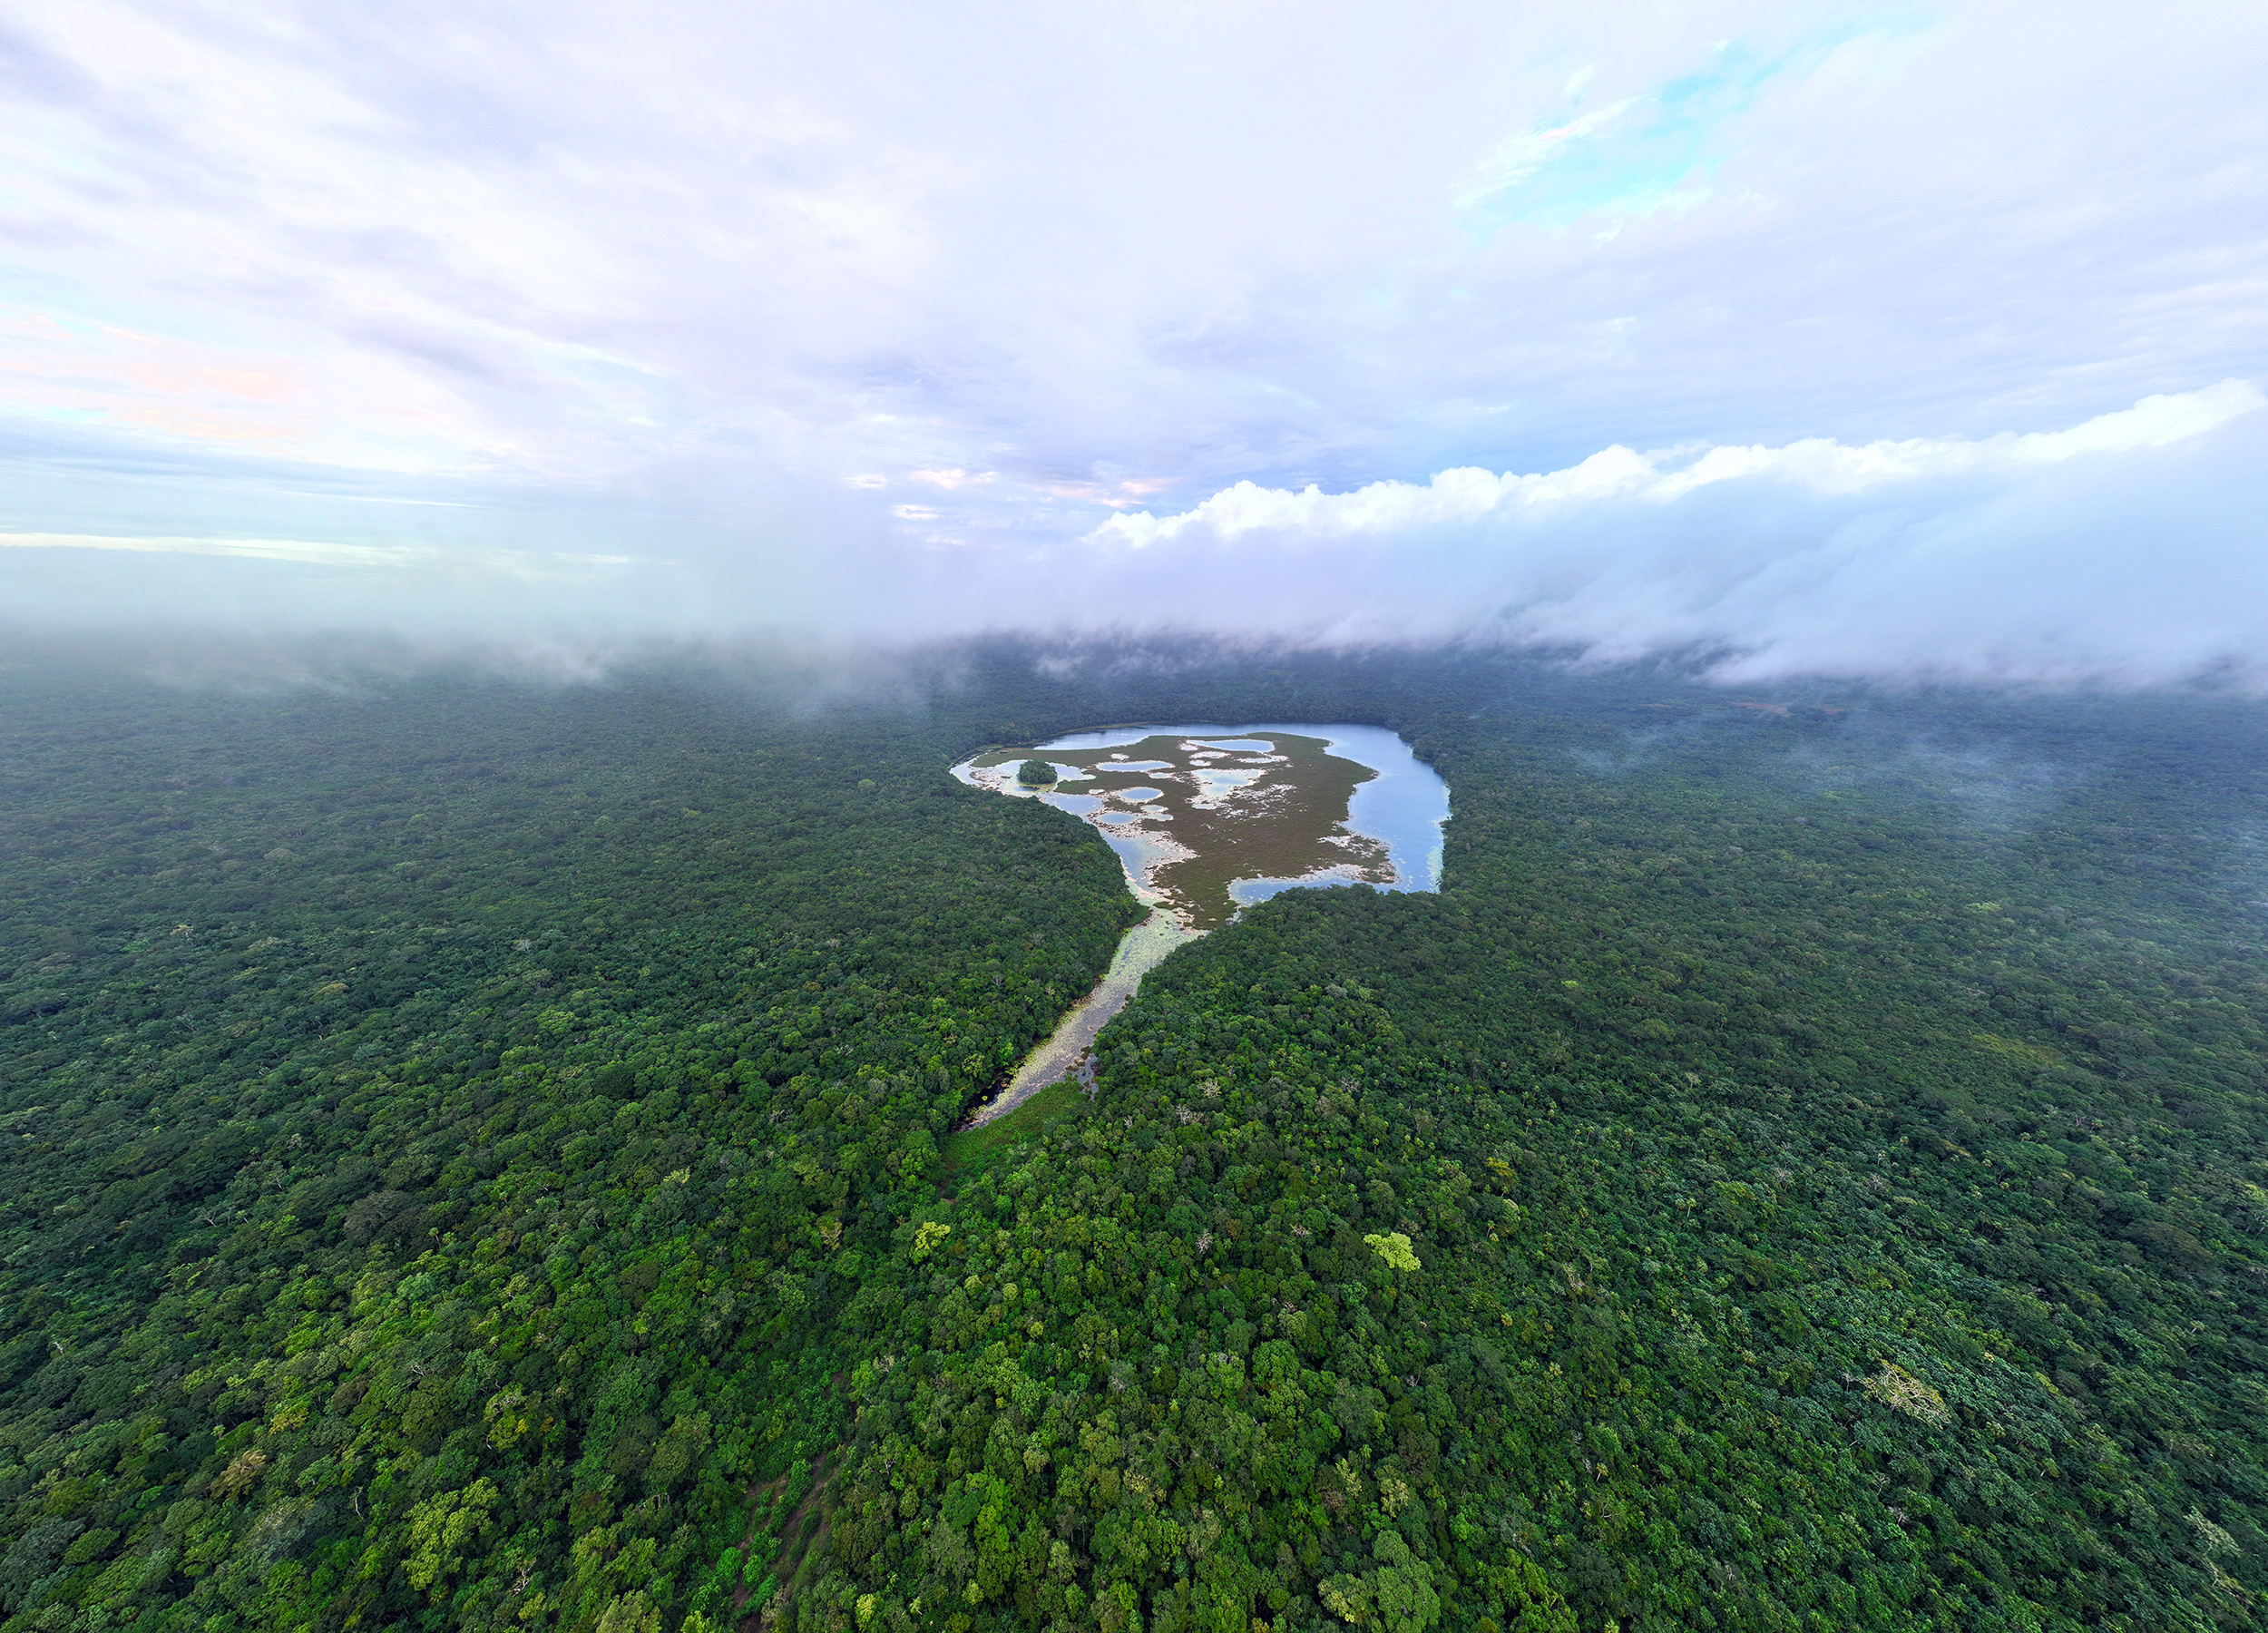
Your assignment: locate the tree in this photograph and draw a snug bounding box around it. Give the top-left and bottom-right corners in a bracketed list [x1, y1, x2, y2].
[1017, 758, 1057, 787]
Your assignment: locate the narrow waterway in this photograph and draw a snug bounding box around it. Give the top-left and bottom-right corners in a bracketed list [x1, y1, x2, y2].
[955, 723, 1448, 1126]
[963, 912, 1200, 1126]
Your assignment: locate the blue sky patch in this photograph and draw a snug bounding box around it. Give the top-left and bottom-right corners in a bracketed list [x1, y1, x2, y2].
[1459, 38, 1828, 232]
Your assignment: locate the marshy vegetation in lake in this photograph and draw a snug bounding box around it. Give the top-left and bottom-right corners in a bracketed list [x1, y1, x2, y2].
[954, 723, 1447, 931]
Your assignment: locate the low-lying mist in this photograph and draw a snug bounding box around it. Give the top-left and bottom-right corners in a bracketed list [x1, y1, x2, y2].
[6, 385, 2265, 697]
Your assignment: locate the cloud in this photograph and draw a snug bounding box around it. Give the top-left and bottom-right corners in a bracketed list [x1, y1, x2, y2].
[909, 470, 993, 490]
[0, 530, 640, 572]
[1093, 382, 2263, 548]
[1045, 383, 2268, 686]
[7, 382, 2268, 694]
[0, 1, 2261, 686]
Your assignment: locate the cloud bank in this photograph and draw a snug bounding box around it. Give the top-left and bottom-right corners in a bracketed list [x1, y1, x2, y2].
[0, 0, 2263, 685]
[1098, 383, 2264, 548]
[10, 383, 2264, 690]
[1052, 382, 2268, 685]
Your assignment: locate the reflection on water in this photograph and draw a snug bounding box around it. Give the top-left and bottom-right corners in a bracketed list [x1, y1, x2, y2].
[1188, 763, 1264, 801]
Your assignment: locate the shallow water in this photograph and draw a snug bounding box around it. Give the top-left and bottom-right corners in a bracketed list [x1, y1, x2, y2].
[1023, 721, 1449, 896]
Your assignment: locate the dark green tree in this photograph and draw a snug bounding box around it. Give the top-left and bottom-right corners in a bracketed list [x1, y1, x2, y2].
[1015, 758, 1057, 786]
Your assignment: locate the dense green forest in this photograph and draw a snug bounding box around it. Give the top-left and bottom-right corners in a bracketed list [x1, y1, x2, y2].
[4, 640, 2267, 1633]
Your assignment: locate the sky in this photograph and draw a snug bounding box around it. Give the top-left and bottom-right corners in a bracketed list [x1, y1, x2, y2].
[2, 0, 2264, 685]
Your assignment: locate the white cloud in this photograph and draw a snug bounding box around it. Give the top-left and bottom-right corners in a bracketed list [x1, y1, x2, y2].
[12, 382, 2266, 689]
[909, 469, 994, 489]
[0, 531, 640, 574]
[1091, 381, 2265, 549]
[1031, 384, 2268, 687]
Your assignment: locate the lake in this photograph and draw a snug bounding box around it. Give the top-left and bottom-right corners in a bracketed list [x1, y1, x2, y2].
[955, 722, 1448, 930]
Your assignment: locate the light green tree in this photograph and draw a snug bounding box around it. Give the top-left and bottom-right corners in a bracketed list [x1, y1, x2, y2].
[1365, 1231, 1421, 1271]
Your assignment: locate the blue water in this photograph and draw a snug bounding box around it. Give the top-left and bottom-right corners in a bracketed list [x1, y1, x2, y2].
[1031, 722, 1449, 905]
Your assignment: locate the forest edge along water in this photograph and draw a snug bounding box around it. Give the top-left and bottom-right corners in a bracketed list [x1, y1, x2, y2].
[952, 724, 1449, 1124]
